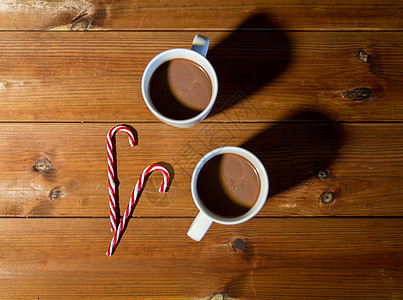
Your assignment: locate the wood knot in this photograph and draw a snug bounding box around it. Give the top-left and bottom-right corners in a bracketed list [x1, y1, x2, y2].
[357, 50, 369, 63]
[232, 238, 247, 251]
[315, 168, 330, 179]
[210, 292, 228, 300]
[231, 238, 253, 258]
[35, 157, 53, 173]
[320, 191, 335, 204]
[49, 188, 62, 200]
[70, 6, 107, 31]
[344, 87, 371, 101]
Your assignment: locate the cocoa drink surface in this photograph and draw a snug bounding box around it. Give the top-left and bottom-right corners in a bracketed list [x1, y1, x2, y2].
[196, 153, 260, 218]
[149, 58, 212, 120]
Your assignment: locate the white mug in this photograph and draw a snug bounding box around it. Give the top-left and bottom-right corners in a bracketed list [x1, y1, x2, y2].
[141, 35, 218, 128]
[187, 146, 269, 241]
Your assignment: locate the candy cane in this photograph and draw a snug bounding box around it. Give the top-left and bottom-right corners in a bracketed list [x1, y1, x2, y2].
[107, 125, 137, 232]
[106, 164, 170, 256]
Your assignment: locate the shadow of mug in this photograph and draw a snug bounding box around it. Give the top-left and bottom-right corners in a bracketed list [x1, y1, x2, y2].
[207, 13, 292, 117]
[240, 110, 345, 198]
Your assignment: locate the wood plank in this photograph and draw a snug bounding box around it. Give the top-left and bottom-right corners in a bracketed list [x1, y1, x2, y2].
[0, 217, 402, 299]
[0, 31, 402, 122]
[0, 123, 401, 217]
[0, 1, 401, 31]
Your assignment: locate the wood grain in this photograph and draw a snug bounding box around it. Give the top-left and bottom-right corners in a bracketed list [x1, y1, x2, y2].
[0, 123, 400, 217]
[0, 1, 401, 298]
[0, 0, 401, 31]
[0, 31, 402, 122]
[0, 217, 402, 299]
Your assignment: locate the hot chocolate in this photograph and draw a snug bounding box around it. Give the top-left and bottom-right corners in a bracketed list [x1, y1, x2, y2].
[196, 153, 261, 218]
[149, 58, 212, 120]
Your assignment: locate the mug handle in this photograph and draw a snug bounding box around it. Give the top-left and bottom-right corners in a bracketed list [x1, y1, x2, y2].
[187, 211, 213, 241]
[190, 35, 209, 57]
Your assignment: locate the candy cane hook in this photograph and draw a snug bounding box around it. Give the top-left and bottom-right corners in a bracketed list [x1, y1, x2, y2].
[107, 125, 137, 232]
[106, 164, 170, 256]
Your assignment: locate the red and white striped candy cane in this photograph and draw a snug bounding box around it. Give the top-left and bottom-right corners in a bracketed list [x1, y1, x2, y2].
[106, 164, 170, 256]
[107, 125, 137, 232]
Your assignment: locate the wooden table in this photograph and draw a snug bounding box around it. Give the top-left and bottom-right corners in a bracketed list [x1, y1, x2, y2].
[0, 1, 402, 298]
